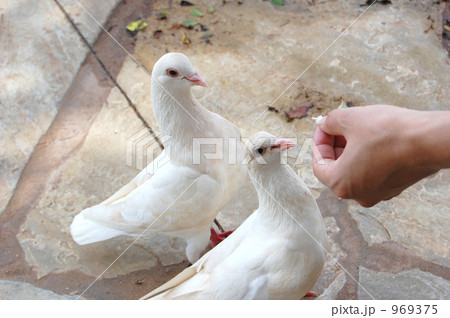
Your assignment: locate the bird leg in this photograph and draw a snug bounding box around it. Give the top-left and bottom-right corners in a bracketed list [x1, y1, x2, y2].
[210, 228, 233, 247]
[303, 291, 318, 298]
[214, 218, 225, 232]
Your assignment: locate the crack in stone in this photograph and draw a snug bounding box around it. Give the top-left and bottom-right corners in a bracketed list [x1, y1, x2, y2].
[53, 0, 163, 151]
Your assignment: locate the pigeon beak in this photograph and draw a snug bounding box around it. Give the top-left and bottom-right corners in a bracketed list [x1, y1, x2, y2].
[271, 138, 296, 151]
[184, 72, 207, 87]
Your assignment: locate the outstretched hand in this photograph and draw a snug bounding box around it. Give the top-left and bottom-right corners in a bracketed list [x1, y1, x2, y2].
[312, 105, 449, 207]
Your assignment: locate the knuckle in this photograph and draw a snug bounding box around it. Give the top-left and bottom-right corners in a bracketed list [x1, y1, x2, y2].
[359, 200, 376, 208]
[332, 182, 351, 199]
[325, 109, 350, 132]
[325, 110, 339, 126]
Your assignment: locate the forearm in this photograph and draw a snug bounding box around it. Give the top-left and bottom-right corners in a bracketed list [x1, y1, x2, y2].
[405, 111, 450, 170]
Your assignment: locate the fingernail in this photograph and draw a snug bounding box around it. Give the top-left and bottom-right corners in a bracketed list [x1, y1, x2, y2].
[318, 115, 327, 126]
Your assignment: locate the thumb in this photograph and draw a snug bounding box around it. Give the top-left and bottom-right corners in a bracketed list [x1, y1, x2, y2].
[318, 109, 349, 136]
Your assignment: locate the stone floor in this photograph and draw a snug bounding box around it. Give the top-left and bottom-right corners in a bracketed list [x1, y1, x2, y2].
[0, 0, 449, 299]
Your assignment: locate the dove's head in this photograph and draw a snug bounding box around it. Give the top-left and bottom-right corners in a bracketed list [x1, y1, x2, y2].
[246, 131, 296, 168]
[152, 52, 207, 92]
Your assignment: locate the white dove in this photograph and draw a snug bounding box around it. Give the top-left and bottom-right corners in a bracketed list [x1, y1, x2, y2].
[70, 53, 247, 263]
[140, 131, 329, 300]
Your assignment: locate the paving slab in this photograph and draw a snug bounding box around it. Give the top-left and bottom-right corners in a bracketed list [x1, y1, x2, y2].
[0, 0, 449, 299]
[0, 0, 119, 216]
[349, 171, 450, 268]
[0, 279, 84, 300]
[359, 267, 450, 300]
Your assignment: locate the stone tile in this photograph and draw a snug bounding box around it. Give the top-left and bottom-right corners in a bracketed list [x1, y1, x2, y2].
[312, 216, 348, 299]
[318, 270, 346, 300]
[359, 267, 450, 300]
[17, 85, 187, 279]
[0, 280, 83, 300]
[0, 0, 119, 216]
[348, 170, 450, 267]
[58, 0, 121, 46]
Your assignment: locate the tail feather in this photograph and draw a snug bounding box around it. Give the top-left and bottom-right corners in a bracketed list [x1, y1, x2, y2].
[70, 213, 126, 245]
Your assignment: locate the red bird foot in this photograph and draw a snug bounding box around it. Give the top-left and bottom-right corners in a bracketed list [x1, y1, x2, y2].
[302, 291, 318, 298]
[210, 228, 233, 247]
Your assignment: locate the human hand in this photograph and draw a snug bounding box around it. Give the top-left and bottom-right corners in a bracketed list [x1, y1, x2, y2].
[312, 105, 447, 207]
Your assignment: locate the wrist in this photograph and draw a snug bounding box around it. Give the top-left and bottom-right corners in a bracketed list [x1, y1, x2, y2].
[404, 111, 450, 170]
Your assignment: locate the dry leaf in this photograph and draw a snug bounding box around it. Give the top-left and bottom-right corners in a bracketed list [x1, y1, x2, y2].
[183, 32, 192, 45]
[153, 30, 163, 39]
[285, 103, 313, 122]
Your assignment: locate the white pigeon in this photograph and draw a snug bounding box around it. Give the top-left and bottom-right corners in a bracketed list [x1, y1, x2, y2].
[140, 131, 329, 300]
[70, 53, 247, 263]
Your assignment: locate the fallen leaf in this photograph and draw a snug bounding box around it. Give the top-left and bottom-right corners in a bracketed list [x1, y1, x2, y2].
[268, 106, 279, 113]
[126, 19, 148, 32]
[191, 8, 204, 17]
[445, 25, 450, 32]
[271, 0, 284, 6]
[201, 33, 213, 39]
[180, 1, 194, 6]
[285, 103, 314, 122]
[208, 8, 215, 14]
[183, 32, 192, 45]
[153, 30, 163, 39]
[126, 19, 147, 36]
[171, 23, 182, 29]
[159, 9, 168, 15]
[182, 19, 198, 28]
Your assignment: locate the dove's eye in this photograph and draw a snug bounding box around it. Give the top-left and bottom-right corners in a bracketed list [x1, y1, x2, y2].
[167, 69, 179, 77]
[256, 147, 265, 155]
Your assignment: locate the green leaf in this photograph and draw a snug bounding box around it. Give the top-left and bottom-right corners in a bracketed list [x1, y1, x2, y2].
[126, 20, 148, 32]
[208, 8, 215, 14]
[159, 9, 168, 15]
[191, 8, 204, 17]
[337, 100, 348, 109]
[271, 0, 284, 6]
[182, 19, 198, 27]
[201, 33, 213, 39]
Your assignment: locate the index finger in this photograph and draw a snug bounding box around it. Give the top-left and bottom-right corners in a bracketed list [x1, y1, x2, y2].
[313, 126, 336, 160]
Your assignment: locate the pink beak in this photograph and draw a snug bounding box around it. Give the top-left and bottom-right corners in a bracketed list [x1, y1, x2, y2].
[184, 72, 207, 87]
[271, 138, 296, 150]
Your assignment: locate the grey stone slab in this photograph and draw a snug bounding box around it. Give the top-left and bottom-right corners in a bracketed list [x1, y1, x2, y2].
[349, 170, 450, 267]
[0, 280, 83, 300]
[18, 86, 185, 279]
[318, 270, 346, 300]
[58, 0, 121, 46]
[359, 267, 450, 300]
[0, 0, 119, 216]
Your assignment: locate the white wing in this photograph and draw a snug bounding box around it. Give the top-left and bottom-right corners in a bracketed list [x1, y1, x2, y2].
[98, 150, 167, 206]
[141, 211, 276, 299]
[72, 159, 222, 250]
[81, 161, 222, 233]
[141, 209, 325, 300]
